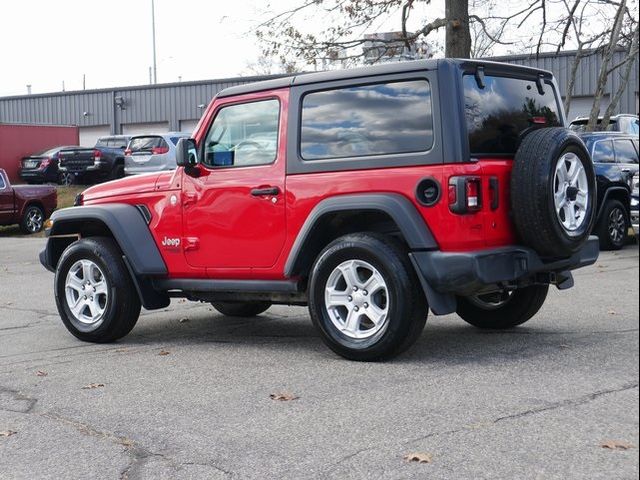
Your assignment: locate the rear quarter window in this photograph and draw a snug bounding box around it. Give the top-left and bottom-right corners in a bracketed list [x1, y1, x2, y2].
[592, 139, 615, 163]
[300, 79, 433, 160]
[464, 75, 562, 156]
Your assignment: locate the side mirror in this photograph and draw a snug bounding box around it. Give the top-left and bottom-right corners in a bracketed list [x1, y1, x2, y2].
[176, 138, 199, 167]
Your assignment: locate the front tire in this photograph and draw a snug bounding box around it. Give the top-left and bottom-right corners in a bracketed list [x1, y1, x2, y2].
[20, 205, 44, 234]
[595, 199, 628, 251]
[55, 237, 141, 342]
[109, 163, 124, 181]
[210, 301, 271, 317]
[308, 233, 428, 361]
[456, 285, 549, 329]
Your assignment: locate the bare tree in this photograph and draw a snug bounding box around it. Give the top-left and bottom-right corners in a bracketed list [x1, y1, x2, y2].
[255, 0, 503, 68]
[600, 23, 639, 126]
[586, 0, 627, 130]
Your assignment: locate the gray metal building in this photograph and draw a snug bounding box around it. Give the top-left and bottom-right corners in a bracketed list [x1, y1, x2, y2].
[1, 50, 637, 147]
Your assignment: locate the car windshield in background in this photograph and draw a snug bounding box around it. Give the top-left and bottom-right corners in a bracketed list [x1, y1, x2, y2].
[129, 136, 164, 152]
[569, 120, 618, 132]
[169, 136, 187, 145]
[464, 75, 561, 156]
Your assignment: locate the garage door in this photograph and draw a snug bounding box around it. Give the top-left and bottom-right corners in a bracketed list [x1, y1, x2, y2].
[79, 125, 111, 147]
[566, 95, 610, 120]
[179, 119, 200, 135]
[122, 122, 170, 136]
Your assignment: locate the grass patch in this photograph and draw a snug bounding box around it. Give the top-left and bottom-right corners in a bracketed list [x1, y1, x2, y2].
[0, 186, 85, 238]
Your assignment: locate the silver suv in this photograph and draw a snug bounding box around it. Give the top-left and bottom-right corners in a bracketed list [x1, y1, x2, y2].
[124, 133, 190, 175]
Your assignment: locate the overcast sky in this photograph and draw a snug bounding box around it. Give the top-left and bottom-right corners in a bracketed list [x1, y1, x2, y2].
[0, 0, 622, 98]
[0, 0, 291, 97]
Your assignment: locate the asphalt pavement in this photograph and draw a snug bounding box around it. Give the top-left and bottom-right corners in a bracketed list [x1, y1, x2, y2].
[0, 237, 638, 479]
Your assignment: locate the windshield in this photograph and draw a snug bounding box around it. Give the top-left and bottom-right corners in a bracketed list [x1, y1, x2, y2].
[128, 136, 166, 152]
[464, 74, 562, 156]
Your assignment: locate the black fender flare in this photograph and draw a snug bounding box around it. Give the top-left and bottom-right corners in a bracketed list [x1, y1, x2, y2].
[40, 203, 167, 276]
[284, 193, 438, 277]
[596, 186, 631, 222]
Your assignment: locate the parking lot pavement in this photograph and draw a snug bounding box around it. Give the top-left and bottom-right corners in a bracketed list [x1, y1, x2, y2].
[0, 238, 637, 480]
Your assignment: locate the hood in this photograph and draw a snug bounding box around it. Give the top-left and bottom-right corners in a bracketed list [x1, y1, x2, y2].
[82, 171, 176, 202]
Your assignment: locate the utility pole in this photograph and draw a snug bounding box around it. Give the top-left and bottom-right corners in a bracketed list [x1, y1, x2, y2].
[151, 0, 157, 84]
[26, 84, 32, 95]
[82, 74, 86, 90]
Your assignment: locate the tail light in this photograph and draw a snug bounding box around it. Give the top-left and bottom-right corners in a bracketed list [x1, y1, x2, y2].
[151, 146, 169, 155]
[449, 176, 482, 214]
[39, 157, 51, 169]
[93, 149, 102, 159]
[531, 116, 547, 125]
[124, 149, 132, 156]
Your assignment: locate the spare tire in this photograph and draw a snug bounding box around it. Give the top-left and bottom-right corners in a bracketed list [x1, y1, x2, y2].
[511, 127, 595, 258]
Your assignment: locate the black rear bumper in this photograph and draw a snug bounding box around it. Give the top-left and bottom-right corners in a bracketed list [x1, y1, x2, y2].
[410, 236, 600, 314]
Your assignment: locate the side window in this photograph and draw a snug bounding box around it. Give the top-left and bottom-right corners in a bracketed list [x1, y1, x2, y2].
[203, 99, 280, 168]
[592, 140, 615, 163]
[0, 175, 6, 189]
[632, 119, 640, 136]
[300, 80, 433, 160]
[614, 139, 639, 164]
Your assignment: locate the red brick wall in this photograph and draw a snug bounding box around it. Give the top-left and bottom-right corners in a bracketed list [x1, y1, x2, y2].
[0, 124, 79, 183]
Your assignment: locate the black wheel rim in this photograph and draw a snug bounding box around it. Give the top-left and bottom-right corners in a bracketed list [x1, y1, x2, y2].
[608, 207, 626, 244]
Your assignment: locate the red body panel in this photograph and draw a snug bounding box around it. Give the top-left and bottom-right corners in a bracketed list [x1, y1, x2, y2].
[82, 86, 518, 281]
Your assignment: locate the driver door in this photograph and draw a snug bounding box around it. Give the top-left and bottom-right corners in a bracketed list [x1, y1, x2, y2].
[181, 91, 288, 273]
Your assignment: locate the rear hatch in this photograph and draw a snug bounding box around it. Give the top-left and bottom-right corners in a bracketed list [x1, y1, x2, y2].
[58, 148, 100, 172]
[125, 136, 171, 169]
[460, 65, 564, 247]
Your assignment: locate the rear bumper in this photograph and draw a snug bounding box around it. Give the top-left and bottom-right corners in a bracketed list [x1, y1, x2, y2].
[410, 236, 600, 313]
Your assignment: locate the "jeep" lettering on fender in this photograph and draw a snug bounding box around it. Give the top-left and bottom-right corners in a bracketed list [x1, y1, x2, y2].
[161, 237, 181, 248]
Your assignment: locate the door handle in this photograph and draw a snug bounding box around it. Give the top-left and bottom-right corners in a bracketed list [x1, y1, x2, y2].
[621, 168, 631, 173]
[251, 186, 280, 196]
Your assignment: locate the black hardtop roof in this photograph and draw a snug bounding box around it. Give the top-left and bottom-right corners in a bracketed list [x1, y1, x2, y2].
[217, 58, 554, 98]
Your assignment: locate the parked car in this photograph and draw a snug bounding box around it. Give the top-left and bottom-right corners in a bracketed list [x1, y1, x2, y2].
[57, 136, 131, 185]
[631, 172, 639, 236]
[41, 59, 600, 361]
[124, 133, 190, 175]
[579, 132, 639, 249]
[0, 168, 57, 233]
[570, 114, 639, 135]
[18, 146, 81, 185]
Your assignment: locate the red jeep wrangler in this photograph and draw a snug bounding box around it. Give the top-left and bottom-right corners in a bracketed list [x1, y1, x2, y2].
[40, 59, 599, 360]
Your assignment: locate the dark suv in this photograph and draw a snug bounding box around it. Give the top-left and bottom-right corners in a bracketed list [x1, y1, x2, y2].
[579, 132, 639, 250]
[40, 59, 600, 361]
[58, 136, 131, 185]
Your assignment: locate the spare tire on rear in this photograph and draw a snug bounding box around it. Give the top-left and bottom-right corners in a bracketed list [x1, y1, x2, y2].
[511, 127, 595, 258]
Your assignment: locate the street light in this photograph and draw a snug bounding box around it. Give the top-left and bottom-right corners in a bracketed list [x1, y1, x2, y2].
[151, 0, 157, 84]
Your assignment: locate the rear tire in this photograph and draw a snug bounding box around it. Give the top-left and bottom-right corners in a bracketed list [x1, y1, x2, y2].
[109, 163, 124, 181]
[595, 199, 628, 251]
[456, 285, 549, 329]
[20, 205, 44, 234]
[58, 171, 74, 186]
[55, 237, 141, 342]
[308, 233, 428, 361]
[210, 301, 271, 317]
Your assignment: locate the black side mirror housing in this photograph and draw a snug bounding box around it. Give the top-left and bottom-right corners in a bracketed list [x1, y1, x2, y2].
[176, 138, 199, 167]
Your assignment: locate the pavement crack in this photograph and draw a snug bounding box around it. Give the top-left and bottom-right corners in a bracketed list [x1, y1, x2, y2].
[493, 382, 639, 423]
[405, 382, 639, 445]
[0, 384, 37, 413]
[181, 461, 234, 477]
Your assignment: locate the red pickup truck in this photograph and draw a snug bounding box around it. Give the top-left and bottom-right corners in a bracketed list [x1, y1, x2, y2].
[0, 169, 57, 233]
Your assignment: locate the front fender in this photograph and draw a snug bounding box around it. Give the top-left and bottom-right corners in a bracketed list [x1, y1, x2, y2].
[41, 203, 167, 276]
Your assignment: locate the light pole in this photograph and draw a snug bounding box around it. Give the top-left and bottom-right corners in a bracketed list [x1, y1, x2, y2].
[151, 0, 157, 84]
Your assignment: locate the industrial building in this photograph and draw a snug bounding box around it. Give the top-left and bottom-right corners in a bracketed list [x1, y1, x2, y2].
[0, 49, 637, 148]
